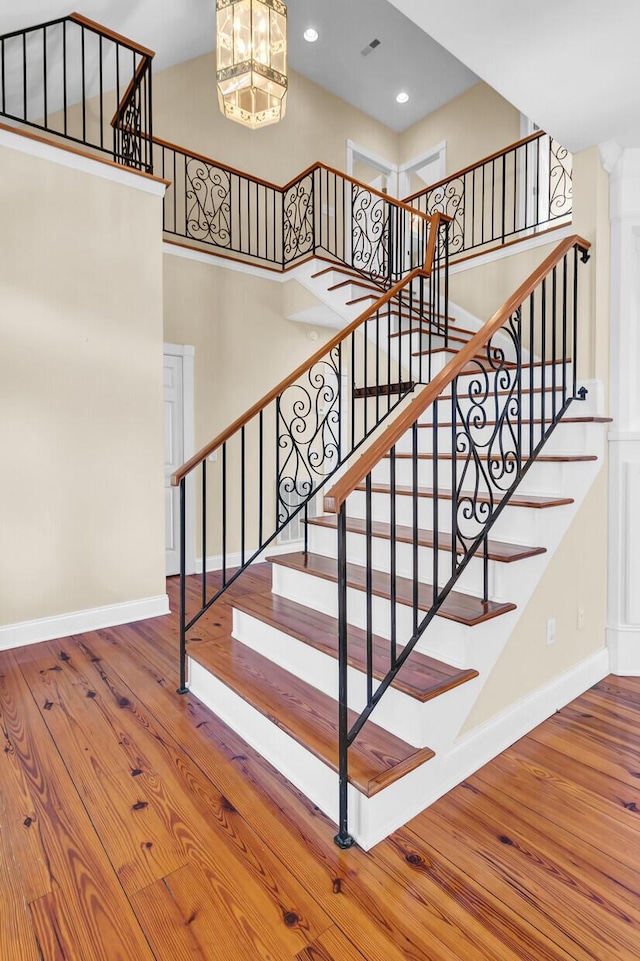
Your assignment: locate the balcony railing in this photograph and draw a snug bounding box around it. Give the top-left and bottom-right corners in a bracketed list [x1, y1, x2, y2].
[157, 137, 431, 281]
[0, 12, 154, 173]
[406, 131, 573, 261]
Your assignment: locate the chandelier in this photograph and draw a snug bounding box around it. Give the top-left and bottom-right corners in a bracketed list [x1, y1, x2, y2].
[216, 0, 288, 129]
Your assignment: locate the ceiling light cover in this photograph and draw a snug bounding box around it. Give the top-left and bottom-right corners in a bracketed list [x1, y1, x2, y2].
[304, 27, 319, 43]
[396, 91, 409, 104]
[216, 0, 288, 130]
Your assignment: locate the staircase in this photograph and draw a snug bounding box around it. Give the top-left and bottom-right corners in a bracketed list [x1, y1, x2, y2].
[174, 233, 609, 849]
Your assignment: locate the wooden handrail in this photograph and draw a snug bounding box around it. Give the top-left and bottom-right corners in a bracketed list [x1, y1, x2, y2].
[171, 265, 432, 486]
[153, 135, 284, 193]
[111, 56, 151, 129]
[323, 234, 591, 513]
[283, 162, 433, 222]
[69, 13, 155, 58]
[402, 130, 547, 204]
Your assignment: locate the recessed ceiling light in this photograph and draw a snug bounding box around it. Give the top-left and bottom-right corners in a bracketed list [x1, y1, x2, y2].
[396, 91, 410, 104]
[304, 27, 319, 43]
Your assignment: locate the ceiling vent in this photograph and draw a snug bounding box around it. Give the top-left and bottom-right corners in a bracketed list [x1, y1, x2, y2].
[361, 38, 381, 57]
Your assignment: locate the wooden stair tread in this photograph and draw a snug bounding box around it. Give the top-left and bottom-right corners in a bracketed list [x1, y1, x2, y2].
[410, 331, 471, 348]
[189, 634, 435, 796]
[328, 278, 385, 294]
[353, 482, 574, 509]
[310, 264, 388, 286]
[233, 592, 478, 702]
[418, 415, 613, 428]
[268, 552, 516, 626]
[306, 515, 545, 563]
[353, 381, 415, 399]
[384, 452, 598, 463]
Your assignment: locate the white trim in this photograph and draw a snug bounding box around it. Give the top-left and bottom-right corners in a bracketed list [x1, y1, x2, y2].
[0, 594, 170, 652]
[346, 139, 398, 196]
[448, 224, 574, 276]
[164, 344, 196, 577]
[163, 241, 290, 282]
[607, 626, 640, 675]
[398, 141, 447, 197]
[362, 646, 610, 849]
[195, 540, 304, 575]
[0, 126, 167, 197]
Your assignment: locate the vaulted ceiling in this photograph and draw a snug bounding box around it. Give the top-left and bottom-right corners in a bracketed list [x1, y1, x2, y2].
[388, 0, 640, 152]
[0, 1, 478, 133]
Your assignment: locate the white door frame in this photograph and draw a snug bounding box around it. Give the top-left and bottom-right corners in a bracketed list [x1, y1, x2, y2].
[164, 343, 196, 577]
[346, 140, 398, 196]
[398, 141, 447, 198]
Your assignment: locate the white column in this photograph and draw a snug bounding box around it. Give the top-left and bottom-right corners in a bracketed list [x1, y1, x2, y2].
[607, 146, 640, 673]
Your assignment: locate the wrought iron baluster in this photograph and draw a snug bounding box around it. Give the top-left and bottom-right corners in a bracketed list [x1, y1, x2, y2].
[335, 503, 354, 850]
[178, 478, 188, 694]
[202, 459, 207, 610]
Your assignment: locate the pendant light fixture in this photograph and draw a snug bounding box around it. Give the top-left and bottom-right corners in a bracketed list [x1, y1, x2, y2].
[216, 0, 288, 129]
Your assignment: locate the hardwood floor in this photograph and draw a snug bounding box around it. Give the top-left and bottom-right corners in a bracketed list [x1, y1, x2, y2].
[1, 565, 639, 960]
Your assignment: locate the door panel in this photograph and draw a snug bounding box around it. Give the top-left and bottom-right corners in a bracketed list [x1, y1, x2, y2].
[164, 354, 184, 575]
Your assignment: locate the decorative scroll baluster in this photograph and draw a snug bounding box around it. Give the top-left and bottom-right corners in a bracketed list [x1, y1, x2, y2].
[186, 158, 232, 247]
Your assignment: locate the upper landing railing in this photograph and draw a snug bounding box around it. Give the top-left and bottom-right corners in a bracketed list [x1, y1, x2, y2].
[0, 13, 574, 273]
[0, 13, 153, 173]
[406, 131, 573, 262]
[157, 137, 430, 282]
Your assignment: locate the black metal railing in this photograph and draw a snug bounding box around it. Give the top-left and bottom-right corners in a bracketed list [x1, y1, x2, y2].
[323, 234, 590, 847]
[158, 138, 430, 280]
[0, 13, 153, 172]
[171, 215, 451, 693]
[406, 131, 572, 261]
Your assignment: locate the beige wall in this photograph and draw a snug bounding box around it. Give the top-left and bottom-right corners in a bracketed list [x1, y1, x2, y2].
[400, 82, 521, 181]
[153, 55, 399, 185]
[0, 141, 166, 626]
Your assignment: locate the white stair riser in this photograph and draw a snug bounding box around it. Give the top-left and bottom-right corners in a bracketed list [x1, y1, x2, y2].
[414, 391, 567, 424]
[345, 489, 545, 543]
[395, 419, 590, 456]
[370, 456, 572, 493]
[231, 608, 428, 746]
[306, 523, 520, 599]
[271, 562, 487, 667]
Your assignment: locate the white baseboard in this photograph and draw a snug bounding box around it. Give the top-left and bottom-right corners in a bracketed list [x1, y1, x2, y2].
[0, 594, 170, 652]
[195, 540, 304, 575]
[607, 625, 640, 675]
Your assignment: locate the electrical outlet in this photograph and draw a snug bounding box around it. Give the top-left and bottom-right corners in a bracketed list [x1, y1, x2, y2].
[208, 451, 218, 462]
[577, 606, 585, 629]
[546, 617, 556, 645]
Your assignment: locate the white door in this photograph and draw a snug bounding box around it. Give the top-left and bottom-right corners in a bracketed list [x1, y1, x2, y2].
[164, 354, 184, 576]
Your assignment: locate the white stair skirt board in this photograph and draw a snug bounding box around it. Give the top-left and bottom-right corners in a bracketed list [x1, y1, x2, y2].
[189, 646, 608, 851]
[0, 594, 170, 652]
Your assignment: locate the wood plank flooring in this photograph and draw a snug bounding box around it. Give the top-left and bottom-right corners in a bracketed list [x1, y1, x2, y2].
[1, 564, 639, 960]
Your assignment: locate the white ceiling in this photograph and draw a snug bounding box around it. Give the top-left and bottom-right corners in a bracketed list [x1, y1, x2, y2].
[388, 0, 640, 152]
[0, 1, 478, 133]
